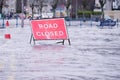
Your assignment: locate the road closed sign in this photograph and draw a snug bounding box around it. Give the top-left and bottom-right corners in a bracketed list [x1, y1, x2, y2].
[31, 18, 69, 40]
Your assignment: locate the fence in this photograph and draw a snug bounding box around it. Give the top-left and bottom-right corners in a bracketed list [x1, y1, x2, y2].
[0, 17, 119, 29]
[65, 18, 119, 28]
[0, 18, 30, 28]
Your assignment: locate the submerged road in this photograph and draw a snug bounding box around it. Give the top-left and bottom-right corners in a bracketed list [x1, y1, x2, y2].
[0, 20, 120, 80]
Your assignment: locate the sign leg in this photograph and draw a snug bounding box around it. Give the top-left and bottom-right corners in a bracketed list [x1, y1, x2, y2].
[30, 34, 33, 44]
[68, 39, 71, 45]
[56, 40, 64, 45]
[62, 40, 65, 45]
[33, 38, 35, 44]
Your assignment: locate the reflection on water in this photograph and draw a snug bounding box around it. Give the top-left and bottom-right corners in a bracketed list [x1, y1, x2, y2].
[33, 44, 65, 51]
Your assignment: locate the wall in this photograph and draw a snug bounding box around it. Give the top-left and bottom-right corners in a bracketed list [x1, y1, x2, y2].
[105, 11, 120, 19]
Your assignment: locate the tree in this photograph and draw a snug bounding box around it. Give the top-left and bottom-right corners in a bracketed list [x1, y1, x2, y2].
[51, 0, 58, 17]
[82, 0, 89, 10]
[99, 0, 106, 19]
[65, 0, 71, 17]
[36, 0, 44, 18]
[29, 0, 35, 19]
[0, 0, 4, 15]
[29, 0, 45, 19]
[16, 0, 27, 13]
[81, 0, 89, 21]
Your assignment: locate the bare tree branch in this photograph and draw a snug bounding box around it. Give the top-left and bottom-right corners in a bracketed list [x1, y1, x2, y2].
[51, 0, 58, 17]
[65, 0, 71, 17]
[99, 0, 106, 19]
[0, 0, 4, 14]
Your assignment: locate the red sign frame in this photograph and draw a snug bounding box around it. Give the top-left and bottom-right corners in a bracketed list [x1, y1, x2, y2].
[31, 18, 68, 40]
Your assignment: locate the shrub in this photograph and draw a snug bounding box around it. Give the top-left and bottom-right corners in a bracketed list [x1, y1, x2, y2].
[78, 11, 92, 18]
[78, 11, 102, 18]
[92, 11, 102, 15]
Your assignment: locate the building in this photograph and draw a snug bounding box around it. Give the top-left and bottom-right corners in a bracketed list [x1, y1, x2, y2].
[2, 0, 28, 15]
[28, 0, 66, 17]
[2, 0, 67, 17]
[95, 0, 120, 10]
[95, 0, 120, 19]
[2, 0, 16, 15]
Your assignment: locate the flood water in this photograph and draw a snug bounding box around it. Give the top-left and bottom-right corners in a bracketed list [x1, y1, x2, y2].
[0, 21, 120, 80]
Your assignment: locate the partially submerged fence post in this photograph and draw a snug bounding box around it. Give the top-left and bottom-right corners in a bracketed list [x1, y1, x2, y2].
[16, 16, 18, 27]
[116, 19, 119, 28]
[90, 18, 93, 27]
[80, 18, 82, 27]
[2, 16, 5, 28]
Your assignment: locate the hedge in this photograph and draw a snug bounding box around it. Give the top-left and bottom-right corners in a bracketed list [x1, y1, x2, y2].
[78, 11, 102, 16]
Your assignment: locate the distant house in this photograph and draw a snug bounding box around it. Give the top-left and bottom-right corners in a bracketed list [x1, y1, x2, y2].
[95, 0, 120, 10]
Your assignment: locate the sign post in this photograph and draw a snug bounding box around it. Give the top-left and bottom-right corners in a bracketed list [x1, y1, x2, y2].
[30, 18, 71, 45]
